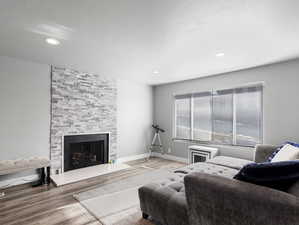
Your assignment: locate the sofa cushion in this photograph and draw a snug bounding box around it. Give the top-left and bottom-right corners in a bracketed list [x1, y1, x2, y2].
[254, 144, 278, 163]
[138, 173, 187, 225]
[175, 161, 239, 179]
[139, 157, 249, 225]
[207, 156, 253, 170]
[234, 160, 299, 191]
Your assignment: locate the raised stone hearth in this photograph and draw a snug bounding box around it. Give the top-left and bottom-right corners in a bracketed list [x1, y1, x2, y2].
[50, 67, 117, 173]
[51, 163, 131, 186]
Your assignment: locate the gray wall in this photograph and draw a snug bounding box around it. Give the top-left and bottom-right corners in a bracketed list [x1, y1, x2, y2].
[117, 79, 153, 158]
[0, 56, 50, 181]
[0, 56, 153, 186]
[154, 59, 299, 160]
[0, 56, 50, 159]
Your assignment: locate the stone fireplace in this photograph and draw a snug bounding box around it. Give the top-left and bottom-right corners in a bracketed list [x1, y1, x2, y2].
[63, 133, 109, 172]
[50, 66, 117, 173]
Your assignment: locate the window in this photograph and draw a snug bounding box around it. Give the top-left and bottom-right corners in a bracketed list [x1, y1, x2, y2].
[212, 89, 234, 145]
[175, 95, 191, 139]
[193, 92, 212, 141]
[174, 85, 263, 147]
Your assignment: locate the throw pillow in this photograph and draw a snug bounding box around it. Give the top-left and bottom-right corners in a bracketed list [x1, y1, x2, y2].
[267, 141, 299, 162]
[234, 160, 299, 191]
[271, 144, 299, 162]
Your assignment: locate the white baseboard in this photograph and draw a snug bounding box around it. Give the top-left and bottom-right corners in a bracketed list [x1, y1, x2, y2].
[117, 153, 150, 163]
[0, 174, 39, 189]
[117, 152, 188, 164]
[152, 152, 188, 163]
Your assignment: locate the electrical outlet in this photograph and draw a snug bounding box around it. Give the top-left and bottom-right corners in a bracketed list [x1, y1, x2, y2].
[168, 147, 171, 153]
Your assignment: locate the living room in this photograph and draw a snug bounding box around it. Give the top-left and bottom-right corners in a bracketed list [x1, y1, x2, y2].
[1, 1, 299, 225]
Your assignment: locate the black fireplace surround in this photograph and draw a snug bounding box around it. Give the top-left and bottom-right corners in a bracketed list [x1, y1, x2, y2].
[64, 134, 109, 172]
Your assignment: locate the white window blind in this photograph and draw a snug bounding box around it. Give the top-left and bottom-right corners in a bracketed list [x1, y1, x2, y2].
[175, 94, 191, 139]
[193, 92, 212, 142]
[174, 84, 263, 147]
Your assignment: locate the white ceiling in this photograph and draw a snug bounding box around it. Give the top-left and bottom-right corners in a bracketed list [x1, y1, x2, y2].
[0, 0, 299, 85]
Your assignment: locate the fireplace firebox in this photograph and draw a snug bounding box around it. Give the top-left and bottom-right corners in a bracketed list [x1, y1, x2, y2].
[63, 133, 109, 172]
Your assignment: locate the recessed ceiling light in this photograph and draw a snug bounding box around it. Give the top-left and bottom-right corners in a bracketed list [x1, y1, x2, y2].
[216, 52, 225, 57]
[46, 38, 60, 45]
[153, 70, 159, 75]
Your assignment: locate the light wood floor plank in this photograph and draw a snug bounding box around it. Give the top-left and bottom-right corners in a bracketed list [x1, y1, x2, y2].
[0, 157, 185, 225]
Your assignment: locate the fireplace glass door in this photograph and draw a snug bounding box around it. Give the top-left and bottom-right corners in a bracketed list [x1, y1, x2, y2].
[64, 134, 109, 172]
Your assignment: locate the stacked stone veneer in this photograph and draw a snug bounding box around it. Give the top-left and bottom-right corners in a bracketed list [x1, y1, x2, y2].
[50, 66, 117, 172]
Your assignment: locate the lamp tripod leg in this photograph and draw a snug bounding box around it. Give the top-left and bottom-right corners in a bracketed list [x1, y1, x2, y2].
[157, 133, 163, 154]
[148, 133, 158, 160]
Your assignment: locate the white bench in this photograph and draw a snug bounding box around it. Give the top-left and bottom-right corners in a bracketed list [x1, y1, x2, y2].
[0, 157, 51, 196]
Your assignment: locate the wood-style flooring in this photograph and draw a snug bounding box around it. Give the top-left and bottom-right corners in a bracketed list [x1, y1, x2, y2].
[0, 157, 186, 225]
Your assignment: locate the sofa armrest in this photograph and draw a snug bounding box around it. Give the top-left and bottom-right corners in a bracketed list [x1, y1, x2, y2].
[184, 173, 299, 225]
[254, 144, 277, 163]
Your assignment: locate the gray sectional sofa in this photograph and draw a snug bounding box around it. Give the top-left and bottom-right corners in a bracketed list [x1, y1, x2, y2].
[138, 145, 299, 225]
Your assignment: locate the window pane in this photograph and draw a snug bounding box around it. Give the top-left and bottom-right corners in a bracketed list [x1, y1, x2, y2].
[175, 97, 191, 139]
[193, 93, 212, 141]
[235, 87, 262, 146]
[212, 90, 233, 144]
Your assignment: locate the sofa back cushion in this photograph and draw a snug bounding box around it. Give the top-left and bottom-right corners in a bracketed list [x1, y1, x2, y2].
[234, 160, 299, 191]
[207, 156, 253, 170]
[254, 144, 278, 163]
